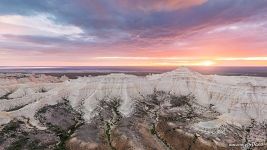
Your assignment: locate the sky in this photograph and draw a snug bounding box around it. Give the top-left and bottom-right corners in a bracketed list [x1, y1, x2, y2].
[0, 0, 267, 66]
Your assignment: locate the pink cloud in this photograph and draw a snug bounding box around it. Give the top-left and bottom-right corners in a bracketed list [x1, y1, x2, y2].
[117, 0, 207, 11]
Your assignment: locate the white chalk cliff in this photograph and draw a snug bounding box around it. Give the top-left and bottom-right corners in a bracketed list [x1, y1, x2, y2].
[0, 67, 266, 126]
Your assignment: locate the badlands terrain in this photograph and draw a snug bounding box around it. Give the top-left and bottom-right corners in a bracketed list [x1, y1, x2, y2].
[0, 67, 266, 150]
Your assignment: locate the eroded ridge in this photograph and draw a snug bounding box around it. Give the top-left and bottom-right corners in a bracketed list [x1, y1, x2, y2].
[0, 68, 267, 149]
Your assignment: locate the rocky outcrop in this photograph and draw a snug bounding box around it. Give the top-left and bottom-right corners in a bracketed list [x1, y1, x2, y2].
[0, 68, 266, 149]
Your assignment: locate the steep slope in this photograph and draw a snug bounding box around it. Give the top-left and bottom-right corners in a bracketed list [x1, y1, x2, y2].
[149, 67, 267, 123]
[0, 68, 266, 150]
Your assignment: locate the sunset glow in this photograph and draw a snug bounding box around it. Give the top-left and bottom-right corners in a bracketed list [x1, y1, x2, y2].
[199, 61, 215, 66]
[0, 0, 266, 66]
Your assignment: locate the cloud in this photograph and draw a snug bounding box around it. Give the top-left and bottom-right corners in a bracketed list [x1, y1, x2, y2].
[0, 14, 83, 36]
[0, 0, 267, 66]
[1, 0, 266, 38]
[117, 0, 207, 11]
[2, 34, 71, 45]
[216, 57, 267, 61]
